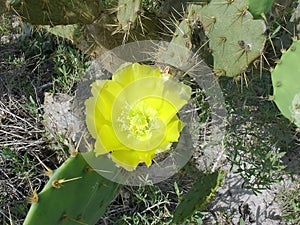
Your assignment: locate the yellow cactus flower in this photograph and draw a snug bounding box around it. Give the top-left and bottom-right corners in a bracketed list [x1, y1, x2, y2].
[85, 63, 192, 171]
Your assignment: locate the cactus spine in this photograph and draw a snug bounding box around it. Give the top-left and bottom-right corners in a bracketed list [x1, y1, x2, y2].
[158, 18, 193, 69]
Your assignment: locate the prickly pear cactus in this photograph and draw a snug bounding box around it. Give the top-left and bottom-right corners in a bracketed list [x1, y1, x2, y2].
[116, 0, 141, 33]
[271, 39, 300, 128]
[188, 0, 266, 77]
[44, 24, 80, 41]
[24, 152, 122, 225]
[246, 0, 274, 19]
[5, 0, 103, 25]
[172, 170, 225, 224]
[158, 18, 193, 69]
[158, 3, 211, 69]
[44, 19, 125, 55]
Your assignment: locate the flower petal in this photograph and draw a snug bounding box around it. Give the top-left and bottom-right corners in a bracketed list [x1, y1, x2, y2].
[94, 124, 129, 156]
[112, 76, 191, 124]
[153, 116, 183, 154]
[160, 79, 192, 111]
[94, 80, 124, 121]
[164, 116, 184, 142]
[113, 63, 162, 87]
[85, 97, 100, 139]
[142, 97, 178, 124]
[111, 149, 155, 171]
[85, 80, 124, 138]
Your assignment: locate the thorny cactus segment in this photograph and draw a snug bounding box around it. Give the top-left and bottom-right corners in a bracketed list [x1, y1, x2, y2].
[5, 0, 103, 25]
[246, 0, 275, 19]
[189, 0, 266, 77]
[44, 17, 125, 56]
[116, 0, 141, 32]
[74, 18, 124, 55]
[43, 24, 80, 41]
[23, 152, 122, 225]
[271, 39, 300, 127]
[173, 170, 225, 224]
[159, 19, 193, 68]
[85, 63, 192, 171]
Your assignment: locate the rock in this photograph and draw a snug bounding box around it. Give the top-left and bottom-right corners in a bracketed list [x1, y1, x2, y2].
[43, 92, 88, 151]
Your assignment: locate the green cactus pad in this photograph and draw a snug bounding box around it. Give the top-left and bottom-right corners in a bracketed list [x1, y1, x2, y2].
[190, 0, 266, 77]
[158, 18, 193, 68]
[172, 170, 225, 224]
[271, 39, 300, 128]
[117, 0, 141, 32]
[246, 0, 274, 19]
[24, 152, 122, 225]
[6, 0, 103, 25]
[43, 24, 80, 41]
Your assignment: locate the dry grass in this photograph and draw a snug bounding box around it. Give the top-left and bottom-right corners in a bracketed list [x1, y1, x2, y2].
[0, 95, 58, 224]
[0, 15, 62, 224]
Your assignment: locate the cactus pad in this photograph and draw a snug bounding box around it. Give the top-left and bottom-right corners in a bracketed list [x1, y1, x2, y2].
[6, 0, 103, 25]
[172, 170, 225, 224]
[24, 152, 122, 225]
[116, 0, 141, 32]
[158, 18, 193, 69]
[271, 39, 300, 128]
[44, 24, 80, 41]
[246, 0, 274, 19]
[189, 0, 266, 77]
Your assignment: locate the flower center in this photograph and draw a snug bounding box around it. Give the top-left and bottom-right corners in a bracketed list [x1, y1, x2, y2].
[128, 101, 158, 140]
[114, 97, 168, 151]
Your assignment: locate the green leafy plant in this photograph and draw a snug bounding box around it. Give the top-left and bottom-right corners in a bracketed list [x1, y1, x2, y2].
[278, 178, 300, 224]
[52, 44, 90, 94]
[226, 134, 286, 192]
[115, 184, 174, 224]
